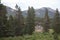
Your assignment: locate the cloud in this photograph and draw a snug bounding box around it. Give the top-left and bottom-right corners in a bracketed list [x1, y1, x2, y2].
[2, 0, 19, 8]
[2, 0, 60, 11]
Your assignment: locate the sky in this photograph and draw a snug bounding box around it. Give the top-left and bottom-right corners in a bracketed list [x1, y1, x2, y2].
[1, 0, 60, 11]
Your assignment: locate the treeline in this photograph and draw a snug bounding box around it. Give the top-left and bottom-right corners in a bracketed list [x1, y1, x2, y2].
[0, 4, 35, 37]
[0, 3, 60, 39]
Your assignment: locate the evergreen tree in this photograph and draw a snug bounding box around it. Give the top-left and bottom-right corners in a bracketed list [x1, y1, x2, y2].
[25, 7, 35, 35]
[6, 15, 15, 37]
[53, 8, 60, 40]
[15, 5, 24, 36]
[53, 8, 60, 34]
[0, 3, 7, 37]
[43, 8, 50, 32]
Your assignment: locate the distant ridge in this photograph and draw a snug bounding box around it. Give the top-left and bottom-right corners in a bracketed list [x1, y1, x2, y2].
[6, 6, 56, 18]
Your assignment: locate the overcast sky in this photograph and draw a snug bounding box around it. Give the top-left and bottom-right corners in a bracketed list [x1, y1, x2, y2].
[1, 0, 60, 11]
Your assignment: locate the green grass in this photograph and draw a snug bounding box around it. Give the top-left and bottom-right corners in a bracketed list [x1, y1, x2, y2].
[0, 32, 57, 40]
[0, 29, 60, 40]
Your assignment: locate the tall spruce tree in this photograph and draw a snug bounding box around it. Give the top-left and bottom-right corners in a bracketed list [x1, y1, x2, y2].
[53, 8, 60, 34]
[53, 8, 60, 40]
[15, 5, 24, 36]
[43, 8, 50, 32]
[0, 3, 7, 37]
[6, 15, 15, 37]
[25, 7, 35, 35]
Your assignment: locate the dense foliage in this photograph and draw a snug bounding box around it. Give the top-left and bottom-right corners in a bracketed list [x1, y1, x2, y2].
[0, 2, 60, 40]
[25, 7, 35, 35]
[43, 8, 50, 32]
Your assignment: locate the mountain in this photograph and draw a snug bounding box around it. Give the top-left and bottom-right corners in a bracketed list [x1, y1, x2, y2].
[6, 7, 56, 18]
[35, 7, 55, 18]
[6, 6, 16, 17]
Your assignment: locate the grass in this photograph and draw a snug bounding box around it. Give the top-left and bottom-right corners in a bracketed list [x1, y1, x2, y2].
[0, 33, 54, 40]
[0, 29, 60, 40]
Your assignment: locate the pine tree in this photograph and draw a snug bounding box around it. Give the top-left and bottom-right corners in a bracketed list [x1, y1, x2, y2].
[6, 15, 15, 37]
[53, 8, 60, 40]
[15, 5, 24, 36]
[0, 3, 7, 37]
[43, 8, 50, 32]
[53, 8, 60, 34]
[25, 7, 35, 35]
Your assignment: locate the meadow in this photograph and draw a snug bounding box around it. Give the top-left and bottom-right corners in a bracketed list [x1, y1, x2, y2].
[0, 31, 60, 40]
